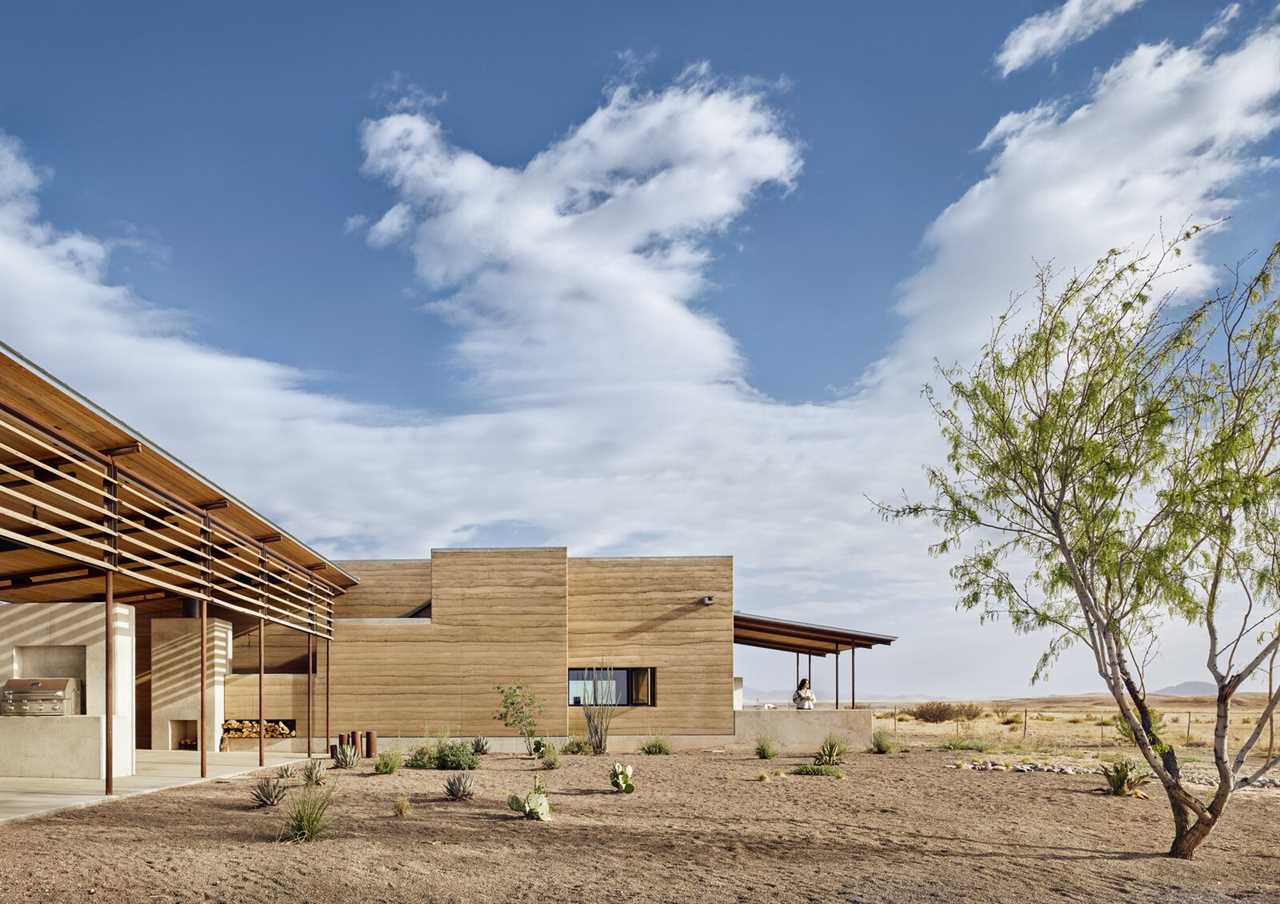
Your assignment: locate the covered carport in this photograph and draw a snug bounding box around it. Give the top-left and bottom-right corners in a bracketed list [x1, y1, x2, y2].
[0, 341, 356, 798]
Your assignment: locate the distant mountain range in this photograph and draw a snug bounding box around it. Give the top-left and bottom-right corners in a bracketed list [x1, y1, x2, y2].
[1152, 681, 1219, 697]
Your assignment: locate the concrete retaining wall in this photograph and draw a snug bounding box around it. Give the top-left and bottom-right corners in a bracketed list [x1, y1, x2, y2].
[732, 709, 873, 753]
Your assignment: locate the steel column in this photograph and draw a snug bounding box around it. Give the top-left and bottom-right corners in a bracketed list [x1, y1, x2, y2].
[834, 644, 839, 710]
[258, 617, 265, 768]
[325, 637, 331, 754]
[104, 572, 114, 795]
[306, 633, 314, 758]
[794, 652, 798, 686]
[199, 597, 208, 779]
[851, 647, 856, 709]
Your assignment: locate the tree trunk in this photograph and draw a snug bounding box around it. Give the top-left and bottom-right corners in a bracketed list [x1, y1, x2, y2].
[1169, 811, 1214, 860]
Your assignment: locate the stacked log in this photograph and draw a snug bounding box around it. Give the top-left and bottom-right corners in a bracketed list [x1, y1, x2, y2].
[221, 719, 295, 739]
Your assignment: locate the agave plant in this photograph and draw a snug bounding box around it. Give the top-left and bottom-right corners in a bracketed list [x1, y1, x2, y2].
[814, 734, 848, 766]
[332, 743, 360, 769]
[610, 762, 635, 794]
[507, 777, 551, 821]
[301, 758, 327, 787]
[444, 771, 475, 801]
[1101, 758, 1151, 799]
[471, 736, 490, 755]
[274, 763, 295, 781]
[250, 776, 288, 808]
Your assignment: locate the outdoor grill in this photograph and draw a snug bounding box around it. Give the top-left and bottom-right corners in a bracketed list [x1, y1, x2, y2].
[0, 677, 82, 716]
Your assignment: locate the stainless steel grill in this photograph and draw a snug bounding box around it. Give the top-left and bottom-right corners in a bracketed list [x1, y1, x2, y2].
[0, 677, 82, 716]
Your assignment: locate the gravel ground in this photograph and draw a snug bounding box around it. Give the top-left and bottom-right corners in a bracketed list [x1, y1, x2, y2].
[0, 750, 1277, 903]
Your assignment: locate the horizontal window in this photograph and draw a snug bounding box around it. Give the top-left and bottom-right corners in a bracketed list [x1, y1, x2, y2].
[568, 667, 656, 707]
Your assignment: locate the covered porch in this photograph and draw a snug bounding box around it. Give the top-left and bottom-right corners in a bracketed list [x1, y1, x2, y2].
[0, 341, 355, 797]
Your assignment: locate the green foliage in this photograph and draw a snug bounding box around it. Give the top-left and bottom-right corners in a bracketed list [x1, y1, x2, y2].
[300, 758, 327, 787]
[332, 743, 360, 769]
[941, 737, 991, 752]
[541, 745, 561, 770]
[471, 736, 490, 755]
[406, 745, 433, 769]
[392, 796, 411, 818]
[754, 736, 779, 760]
[869, 729, 896, 755]
[882, 233, 1280, 856]
[560, 736, 592, 755]
[374, 751, 402, 775]
[1114, 708, 1166, 747]
[434, 741, 479, 771]
[639, 737, 672, 755]
[531, 737, 549, 758]
[279, 787, 333, 843]
[444, 772, 475, 801]
[1101, 758, 1151, 798]
[814, 734, 848, 765]
[910, 702, 959, 723]
[610, 762, 636, 793]
[250, 777, 288, 808]
[495, 683, 544, 756]
[790, 764, 844, 778]
[508, 777, 552, 821]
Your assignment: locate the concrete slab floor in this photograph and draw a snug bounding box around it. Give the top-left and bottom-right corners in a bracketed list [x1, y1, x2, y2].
[0, 749, 311, 825]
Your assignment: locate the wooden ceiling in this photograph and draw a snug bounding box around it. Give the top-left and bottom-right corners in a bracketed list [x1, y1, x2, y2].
[0, 342, 355, 634]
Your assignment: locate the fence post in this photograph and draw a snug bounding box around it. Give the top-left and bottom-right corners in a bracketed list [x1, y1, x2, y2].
[1186, 712, 1191, 743]
[893, 706, 898, 734]
[1023, 708, 1028, 742]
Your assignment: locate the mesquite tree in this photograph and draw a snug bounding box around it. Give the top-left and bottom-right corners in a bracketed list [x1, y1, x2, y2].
[883, 229, 1280, 859]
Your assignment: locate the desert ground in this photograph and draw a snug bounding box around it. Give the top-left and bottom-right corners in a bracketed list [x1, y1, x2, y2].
[1, 701, 1277, 904]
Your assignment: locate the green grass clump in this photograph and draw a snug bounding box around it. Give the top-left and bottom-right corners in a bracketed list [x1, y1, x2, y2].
[814, 734, 848, 766]
[406, 745, 433, 769]
[790, 764, 845, 778]
[560, 736, 592, 755]
[374, 751, 402, 774]
[392, 795, 411, 817]
[541, 745, 561, 770]
[279, 787, 333, 843]
[941, 737, 990, 753]
[868, 729, 896, 755]
[639, 737, 672, 755]
[755, 736, 779, 759]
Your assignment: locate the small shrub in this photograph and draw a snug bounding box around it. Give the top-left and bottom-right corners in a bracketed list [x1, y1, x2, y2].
[896, 712, 914, 722]
[374, 751, 402, 775]
[610, 762, 636, 793]
[869, 729, 896, 755]
[508, 777, 552, 821]
[532, 738, 549, 758]
[332, 743, 360, 769]
[753, 771, 772, 782]
[755, 736, 779, 760]
[1067, 716, 1085, 724]
[275, 763, 295, 781]
[301, 758, 327, 787]
[814, 734, 848, 766]
[250, 777, 288, 808]
[991, 704, 1012, 720]
[444, 771, 475, 801]
[1036, 713, 1056, 722]
[639, 737, 672, 755]
[495, 682, 544, 757]
[790, 764, 844, 778]
[279, 787, 333, 843]
[471, 736, 490, 755]
[434, 741, 479, 771]
[910, 701, 959, 723]
[406, 745, 434, 769]
[561, 736, 592, 755]
[541, 745, 561, 770]
[1113, 708, 1166, 746]
[955, 703, 983, 721]
[1000, 713, 1023, 726]
[392, 795, 411, 818]
[941, 737, 990, 752]
[1101, 758, 1151, 798]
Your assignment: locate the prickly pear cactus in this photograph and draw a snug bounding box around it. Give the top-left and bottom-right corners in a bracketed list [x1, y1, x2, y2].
[508, 782, 553, 821]
[610, 762, 635, 793]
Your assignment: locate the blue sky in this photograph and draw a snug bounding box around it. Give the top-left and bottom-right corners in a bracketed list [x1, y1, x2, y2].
[3, 1, 1279, 697]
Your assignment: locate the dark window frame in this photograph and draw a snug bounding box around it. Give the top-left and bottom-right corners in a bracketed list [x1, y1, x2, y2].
[567, 667, 656, 707]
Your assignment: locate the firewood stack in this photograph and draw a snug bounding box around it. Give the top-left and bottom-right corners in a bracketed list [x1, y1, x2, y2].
[221, 719, 295, 739]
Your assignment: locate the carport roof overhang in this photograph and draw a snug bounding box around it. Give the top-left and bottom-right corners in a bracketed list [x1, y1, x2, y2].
[733, 611, 897, 656]
[0, 341, 356, 637]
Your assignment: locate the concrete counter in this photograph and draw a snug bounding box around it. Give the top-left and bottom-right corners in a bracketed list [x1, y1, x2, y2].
[0, 715, 132, 779]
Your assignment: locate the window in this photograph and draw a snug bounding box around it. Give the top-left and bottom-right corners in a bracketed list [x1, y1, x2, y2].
[568, 668, 656, 707]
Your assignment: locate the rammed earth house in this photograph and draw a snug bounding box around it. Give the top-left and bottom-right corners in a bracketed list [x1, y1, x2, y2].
[0, 341, 894, 794]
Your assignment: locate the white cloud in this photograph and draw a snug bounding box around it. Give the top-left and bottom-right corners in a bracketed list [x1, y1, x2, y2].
[1197, 3, 1242, 49]
[365, 202, 414, 248]
[2, 26, 1280, 698]
[996, 0, 1145, 76]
